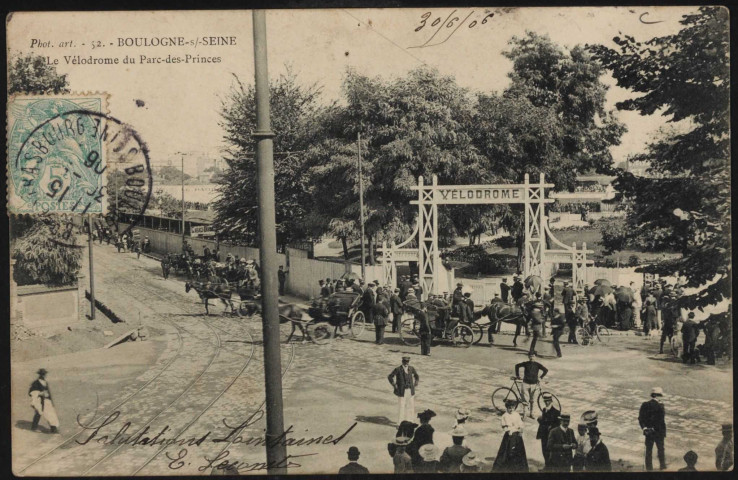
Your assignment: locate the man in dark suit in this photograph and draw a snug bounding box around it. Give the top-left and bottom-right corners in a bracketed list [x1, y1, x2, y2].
[452, 283, 465, 318]
[550, 307, 565, 358]
[639, 387, 667, 470]
[373, 293, 389, 345]
[500, 278, 511, 304]
[399, 275, 412, 300]
[338, 446, 369, 474]
[547, 413, 577, 472]
[682, 312, 699, 364]
[388, 356, 419, 425]
[585, 427, 611, 471]
[359, 281, 375, 325]
[319, 280, 330, 299]
[561, 281, 577, 343]
[536, 393, 560, 469]
[511, 275, 525, 303]
[390, 288, 404, 333]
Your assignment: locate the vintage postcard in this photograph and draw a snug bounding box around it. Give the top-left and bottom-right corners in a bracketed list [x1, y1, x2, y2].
[7, 7, 732, 476]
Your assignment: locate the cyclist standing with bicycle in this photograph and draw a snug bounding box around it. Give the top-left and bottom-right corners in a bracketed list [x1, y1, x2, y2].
[515, 353, 549, 419]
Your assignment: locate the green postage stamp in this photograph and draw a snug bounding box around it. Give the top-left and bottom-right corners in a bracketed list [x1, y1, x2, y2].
[7, 94, 109, 214]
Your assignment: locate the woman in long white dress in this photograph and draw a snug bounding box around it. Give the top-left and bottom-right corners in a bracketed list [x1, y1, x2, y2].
[492, 399, 528, 471]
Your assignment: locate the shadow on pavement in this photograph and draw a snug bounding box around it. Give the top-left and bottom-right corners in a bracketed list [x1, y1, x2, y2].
[15, 420, 50, 433]
[355, 415, 395, 428]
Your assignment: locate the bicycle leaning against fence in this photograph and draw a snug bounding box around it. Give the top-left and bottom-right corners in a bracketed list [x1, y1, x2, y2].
[491, 376, 561, 418]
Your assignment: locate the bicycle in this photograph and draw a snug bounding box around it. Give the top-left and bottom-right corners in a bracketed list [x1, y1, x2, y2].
[575, 317, 611, 346]
[491, 376, 561, 417]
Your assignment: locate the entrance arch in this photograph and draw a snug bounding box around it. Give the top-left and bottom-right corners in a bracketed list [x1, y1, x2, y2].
[380, 173, 591, 298]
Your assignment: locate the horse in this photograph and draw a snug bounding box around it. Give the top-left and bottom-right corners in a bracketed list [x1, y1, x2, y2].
[475, 295, 536, 347]
[185, 277, 238, 315]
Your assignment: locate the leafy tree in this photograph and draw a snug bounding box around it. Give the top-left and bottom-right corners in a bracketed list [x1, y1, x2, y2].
[12, 216, 82, 286]
[8, 52, 69, 95]
[473, 32, 625, 268]
[153, 189, 182, 219]
[9, 53, 81, 286]
[589, 6, 730, 309]
[213, 69, 329, 249]
[157, 165, 191, 184]
[306, 67, 494, 263]
[106, 169, 146, 222]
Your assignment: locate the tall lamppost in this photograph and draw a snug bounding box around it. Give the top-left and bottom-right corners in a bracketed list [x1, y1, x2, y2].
[252, 10, 287, 474]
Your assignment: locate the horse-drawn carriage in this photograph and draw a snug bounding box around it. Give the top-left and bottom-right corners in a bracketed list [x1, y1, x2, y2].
[399, 295, 476, 347]
[298, 290, 366, 344]
[185, 277, 261, 317]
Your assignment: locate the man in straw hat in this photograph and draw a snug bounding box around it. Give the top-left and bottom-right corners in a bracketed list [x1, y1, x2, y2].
[416, 444, 441, 473]
[440, 425, 471, 473]
[388, 356, 419, 425]
[461, 451, 481, 472]
[547, 413, 577, 471]
[715, 423, 733, 471]
[536, 392, 560, 469]
[29, 368, 60, 433]
[338, 446, 369, 474]
[392, 436, 413, 473]
[639, 386, 667, 470]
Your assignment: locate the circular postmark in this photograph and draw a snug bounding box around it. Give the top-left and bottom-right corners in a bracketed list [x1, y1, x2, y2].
[12, 109, 153, 238]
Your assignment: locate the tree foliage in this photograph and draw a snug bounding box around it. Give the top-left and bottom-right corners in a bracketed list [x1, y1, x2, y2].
[589, 6, 730, 309]
[213, 69, 329, 248]
[473, 32, 625, 267]
[8, 53, 70, 95]
[12, 215, 82, 286]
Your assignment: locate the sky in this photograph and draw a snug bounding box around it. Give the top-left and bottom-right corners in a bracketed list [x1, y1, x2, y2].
[8, 7, 699, 174]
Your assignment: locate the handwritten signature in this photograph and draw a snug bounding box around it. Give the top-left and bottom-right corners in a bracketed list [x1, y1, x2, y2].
[75, 409, 358, 471]
[410, 9, 496, 49]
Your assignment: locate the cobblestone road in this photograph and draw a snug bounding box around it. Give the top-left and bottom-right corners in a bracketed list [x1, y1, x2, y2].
[13, 243, 733, 475]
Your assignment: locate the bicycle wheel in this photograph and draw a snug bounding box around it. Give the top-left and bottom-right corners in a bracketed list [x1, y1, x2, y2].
[350, 311, 366, 338]
[308, 321, 333, 345]
[537, 391, 561, 413]
[575, 327, 590, 346]
[399, 317, 421, 346]
[596, 326, 611, 344]
[453, 324, 474, 348]
[491, 387, 519, 414]
[470, 322, 485, 345]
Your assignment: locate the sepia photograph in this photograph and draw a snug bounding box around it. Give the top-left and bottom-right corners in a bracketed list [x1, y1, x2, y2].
[5, 5, 732, 476]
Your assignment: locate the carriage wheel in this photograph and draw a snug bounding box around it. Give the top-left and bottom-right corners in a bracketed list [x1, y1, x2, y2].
[596, 326, 611, 344]
[469, 322, 485, 345]
[238, 301, 257, 318]
[350, 311, 366, 338]
[491, 387, 520, 414]
[536, 391, 562, 414]
[308, 321, 333, 345]
[399, 318, 421, 346]
[575, 327, 590, 346]
[453, 325, 474, 348]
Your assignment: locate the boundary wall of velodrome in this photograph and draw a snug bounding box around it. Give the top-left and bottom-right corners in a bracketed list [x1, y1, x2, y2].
[119, 224, 639, 305]
[118, 223, 385, 300]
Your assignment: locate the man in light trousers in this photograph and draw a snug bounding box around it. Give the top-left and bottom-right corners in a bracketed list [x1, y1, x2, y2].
[388, 356, 419, 424]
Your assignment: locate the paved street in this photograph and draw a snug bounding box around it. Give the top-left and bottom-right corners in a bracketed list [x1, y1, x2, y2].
[12, 242, 733, 475]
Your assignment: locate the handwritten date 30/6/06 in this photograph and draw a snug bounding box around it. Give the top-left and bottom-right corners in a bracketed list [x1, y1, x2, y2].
[411, 10, 495, 49]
